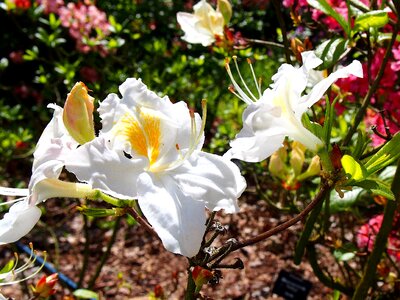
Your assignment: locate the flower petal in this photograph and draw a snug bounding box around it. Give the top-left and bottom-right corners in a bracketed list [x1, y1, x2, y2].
[172, 151, 245, 213]
[0, 201, 41, 244]
[225, 102, 286, 162]
[137, 172, 206, 257]
[176, 12, 215, 46]
[64, 137, 146, 199]
[298, 60, 363, 115]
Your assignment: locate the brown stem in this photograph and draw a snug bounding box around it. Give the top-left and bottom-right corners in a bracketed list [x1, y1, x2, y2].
[272, 0, 292, 64]
[126, 207, 159, 239]
[231, 179, 334, 251]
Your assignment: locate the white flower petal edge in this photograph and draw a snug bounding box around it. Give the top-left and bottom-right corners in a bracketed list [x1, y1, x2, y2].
[137, 172, 206, 257]
[0, 104, 92, 244]
[225, 51, 363, 162]
[177, 0, 225, 46]
[65, 78, 246, 257]
[0, 201, 41, 245]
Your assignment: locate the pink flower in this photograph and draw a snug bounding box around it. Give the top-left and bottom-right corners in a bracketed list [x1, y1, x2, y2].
[35, 0, 64, 14]
[357, 214, 400, 262]
[58, 2, 111, 55]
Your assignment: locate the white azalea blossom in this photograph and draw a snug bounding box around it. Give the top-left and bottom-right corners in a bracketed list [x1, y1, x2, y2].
[0, 104, 93, 244]
[65, 78, 246, 257]
[224, 51, 363, 162]
[177, 0, 225, 46]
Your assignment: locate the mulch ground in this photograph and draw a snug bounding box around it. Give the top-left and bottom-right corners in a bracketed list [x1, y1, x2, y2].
[0, 189, 336, 300]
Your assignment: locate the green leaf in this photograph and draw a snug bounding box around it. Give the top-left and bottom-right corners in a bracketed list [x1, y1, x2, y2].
[333, 250, 356, 262]
[308, 0, 350, 35]
[73, 289, 99, 300]
[365, 132, 400, 176]
[302, 113, 324, 141]
[353, 11, 389, 32]
[354, 179, 395, 200]
[315, 38, 349, 70]
[0, 259, 14, 274]
[329, 187, 364, 213]
[341, 154, 367, 181]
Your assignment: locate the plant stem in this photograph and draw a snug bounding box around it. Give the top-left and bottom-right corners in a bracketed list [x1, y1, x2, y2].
[293, 193, 325, 264]
[231, 179, 334, 251]
[126, 207, 159, 238]
[78, 214, 90, 287]
[352, 159, 400, 299]
[243, 38, 285, 49]
[342, 23, 399, 146]
[184, 268, 197, 300]
[88, 216, 122, 289]
[272, 0, 292, 64]
[307, 244, 354, 295]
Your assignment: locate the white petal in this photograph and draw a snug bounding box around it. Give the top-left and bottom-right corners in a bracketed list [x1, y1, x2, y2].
[298, 60, 363, 115]
[0, 201, 41, 244]
[137, 172, 206, 257]
[226, 103, 286, 162]
[0, 187, 29, 197]
[172, 151, 245, 213]
[34, 104, 77, 159]
[176, 12, 215, 46]
[65, 137, 147, 199]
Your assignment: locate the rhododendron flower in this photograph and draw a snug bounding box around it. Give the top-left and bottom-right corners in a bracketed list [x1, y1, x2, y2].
[357, 214, 400, 262]
[177, 0, 228, 46]
[58, 2, 111, 54]
[65, 78, 246, 257]
[224, 52, 363, 162]
[0, 102, 94, 244]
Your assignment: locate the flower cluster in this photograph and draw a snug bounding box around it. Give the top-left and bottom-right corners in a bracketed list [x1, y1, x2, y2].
[0, 79, 245, 258]
[58, 1, 111, 55]
[335, 44, 400, 145]
[357, 214, 400, 263]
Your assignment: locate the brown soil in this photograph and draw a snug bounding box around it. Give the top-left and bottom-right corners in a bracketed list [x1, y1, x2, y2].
[0, 190, 334, 300]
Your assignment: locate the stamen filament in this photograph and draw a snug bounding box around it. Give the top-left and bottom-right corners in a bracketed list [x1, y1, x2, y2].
[225, 62, 254, 105]
[232, 56, 258, 102]
[0, 197, 27, 207]
[247, 58, 262, 98]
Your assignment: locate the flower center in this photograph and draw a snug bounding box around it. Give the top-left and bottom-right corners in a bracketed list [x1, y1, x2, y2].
[115, 109, 161, 167]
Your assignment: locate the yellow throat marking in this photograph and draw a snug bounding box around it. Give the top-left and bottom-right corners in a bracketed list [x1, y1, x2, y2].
[116, 110, 161, 165]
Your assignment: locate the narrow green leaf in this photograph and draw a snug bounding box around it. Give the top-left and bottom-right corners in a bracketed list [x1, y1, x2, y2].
[308, 0, 350, 35]
[354, 179, 395, 200]
[341, 154, 367, 181]
[365, 132, 400, 176]
[315, 38, 349, 70]
[73, 289, 99, 300]
[353, 11, 389, 31]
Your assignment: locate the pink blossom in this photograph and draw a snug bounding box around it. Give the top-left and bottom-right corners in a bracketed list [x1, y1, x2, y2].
[357, 214, 400, 262]
[58, 2, 111, 55]
[35, 0, 64, 14]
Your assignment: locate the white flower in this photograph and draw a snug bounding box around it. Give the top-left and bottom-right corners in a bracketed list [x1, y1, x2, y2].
[224, 52, 363, 162]
[0, 103, 93, 244]
[65, 78, 246, 257]
[177, 0, 226, 46]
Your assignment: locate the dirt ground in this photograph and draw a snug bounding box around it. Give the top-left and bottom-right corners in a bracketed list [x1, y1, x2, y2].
[0, 190, 335, 300]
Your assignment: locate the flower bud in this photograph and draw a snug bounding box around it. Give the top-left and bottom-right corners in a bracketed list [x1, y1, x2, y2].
[268, 147, 287, 179]
[192, 266, 213, 293]
[63, 82, 95, 145]
[217, 0, 232, 25]
[290, 141, 306, 177]
[31, 273, 58, 298]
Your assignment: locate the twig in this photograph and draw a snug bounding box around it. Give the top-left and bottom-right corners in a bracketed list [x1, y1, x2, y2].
[272, 0, 292, 63]
[78, 214, 90, 287]
[88, 216, 122, 289]
[126, 207, 158, 238]
[243, 38, 285, 49]
[231, 179, 334, 252]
